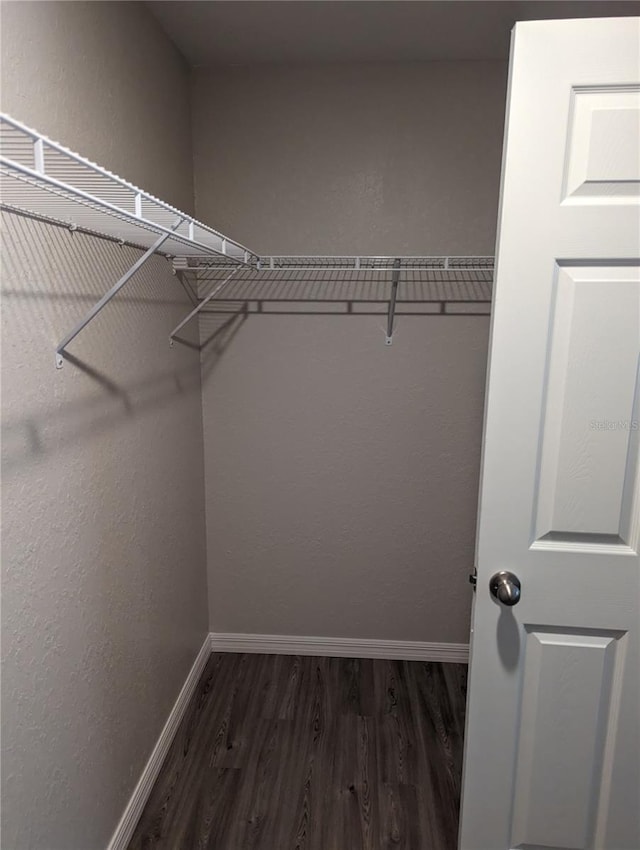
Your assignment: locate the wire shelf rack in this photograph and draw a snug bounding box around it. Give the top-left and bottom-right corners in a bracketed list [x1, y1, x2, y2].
[184, 255, 495, 272]
[171, 258, 494, 345]
[179, 258, 494, 300]
[0, 113, 256, 263]
[0, 112, 494, 361]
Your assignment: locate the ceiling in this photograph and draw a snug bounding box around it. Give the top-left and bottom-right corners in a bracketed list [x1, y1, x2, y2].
[147, 1, 639, 67]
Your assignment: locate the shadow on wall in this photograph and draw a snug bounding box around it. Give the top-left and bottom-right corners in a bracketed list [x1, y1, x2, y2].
[172, 302, 249, 375]
[1, 210, 493, 473]
[0, 213, 208, 474]
[1, 212, 211, 848]
[180, 267, 492, 377]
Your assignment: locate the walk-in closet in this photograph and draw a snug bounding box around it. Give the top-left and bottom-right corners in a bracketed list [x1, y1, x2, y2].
[2, 3, 639, 849]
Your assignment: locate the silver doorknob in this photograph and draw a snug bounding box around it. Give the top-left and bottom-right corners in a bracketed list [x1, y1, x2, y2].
[489, 571, 521, 606]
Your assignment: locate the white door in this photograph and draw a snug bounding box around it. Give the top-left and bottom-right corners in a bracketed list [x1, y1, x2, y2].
[460, 17, 640, 850]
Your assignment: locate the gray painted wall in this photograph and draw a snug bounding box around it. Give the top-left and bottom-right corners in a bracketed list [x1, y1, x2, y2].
[1, 0, 194, 213]
[1, 3, 207, 848]
[0, 16, 508, 843]
[192, 62, 507, 643]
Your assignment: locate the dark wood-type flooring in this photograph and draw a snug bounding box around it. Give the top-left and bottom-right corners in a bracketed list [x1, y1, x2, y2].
[128, 653, 467, 850]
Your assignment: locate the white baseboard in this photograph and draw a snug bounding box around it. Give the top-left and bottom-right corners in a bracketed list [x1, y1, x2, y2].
[107, 634, 212, 850]
[209, 632, 469, 663]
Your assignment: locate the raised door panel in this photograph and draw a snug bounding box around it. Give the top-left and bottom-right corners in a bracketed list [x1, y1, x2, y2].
[563, 86, 640, 204]
[510, 627, 627, 850]
[532, 264, 640, 553]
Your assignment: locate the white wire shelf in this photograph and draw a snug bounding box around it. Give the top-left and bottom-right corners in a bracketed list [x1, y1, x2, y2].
[179, 255, 495, 272]
[0, 112, 494, 361]
[257, 255, 495, 271]
[192, 268, 493, 304]
[171, 257, 494, 346]
[175, 257, 494, 292]
[0, 113, 256, 263]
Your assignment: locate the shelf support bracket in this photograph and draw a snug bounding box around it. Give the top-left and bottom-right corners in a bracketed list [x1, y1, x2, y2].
[385, 258, 401, 345]
[169, 266, 240, 344]
[55, 219, 183, 369]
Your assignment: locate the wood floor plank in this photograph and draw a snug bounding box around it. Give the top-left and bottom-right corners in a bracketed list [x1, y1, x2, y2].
[128, 653, 467, 850]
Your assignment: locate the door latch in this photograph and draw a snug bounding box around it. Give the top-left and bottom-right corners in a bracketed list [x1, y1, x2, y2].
[469, 569, 477, 591]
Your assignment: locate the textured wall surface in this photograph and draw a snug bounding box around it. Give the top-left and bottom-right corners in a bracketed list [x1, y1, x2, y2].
[192, 62, 507, 254]
[199, 311, 490, 643]
[193, 62, 506, 642]
[1, 4, 207, 849]
[1, 0, 194, 213]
